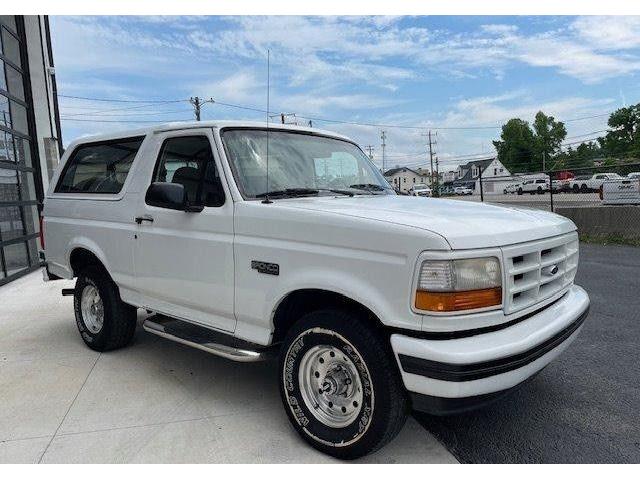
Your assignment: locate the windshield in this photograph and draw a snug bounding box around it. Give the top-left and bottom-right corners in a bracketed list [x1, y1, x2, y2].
[221, 129, 393, 199]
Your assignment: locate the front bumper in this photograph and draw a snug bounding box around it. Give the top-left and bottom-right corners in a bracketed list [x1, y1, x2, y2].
[391, 285, 589, 413]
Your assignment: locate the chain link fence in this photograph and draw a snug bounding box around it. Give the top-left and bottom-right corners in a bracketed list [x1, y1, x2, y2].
[437, 162, 640, 243]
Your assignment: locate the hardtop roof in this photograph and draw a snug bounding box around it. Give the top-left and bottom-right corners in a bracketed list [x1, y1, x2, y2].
[65, 120, 353, 148]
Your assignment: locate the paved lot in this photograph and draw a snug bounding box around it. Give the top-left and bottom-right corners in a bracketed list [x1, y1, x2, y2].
[0, 272, 455, 464]
[1, 243, 636, 463]
[450, 192, 605, 210]
[415, 243, 640, 463]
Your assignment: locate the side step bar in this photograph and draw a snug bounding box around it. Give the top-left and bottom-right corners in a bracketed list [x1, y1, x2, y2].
[142, 315, 272, 362]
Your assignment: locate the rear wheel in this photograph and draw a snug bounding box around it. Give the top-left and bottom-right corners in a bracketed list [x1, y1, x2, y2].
[278, 309, 408, 459]
[74, 266, 137, 352]
[580, 184, 589, 193]
[517, 187, 523, 195]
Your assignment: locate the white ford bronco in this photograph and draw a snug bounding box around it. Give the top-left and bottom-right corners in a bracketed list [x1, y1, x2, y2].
[42, 121, 590, 459]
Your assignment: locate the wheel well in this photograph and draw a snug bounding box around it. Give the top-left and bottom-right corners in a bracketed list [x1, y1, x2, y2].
[271, 289, 382, 344]
[69, 248, 107, 278]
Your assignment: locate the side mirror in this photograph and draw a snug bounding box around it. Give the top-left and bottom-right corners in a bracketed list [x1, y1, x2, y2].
[145, 182, 190, 211]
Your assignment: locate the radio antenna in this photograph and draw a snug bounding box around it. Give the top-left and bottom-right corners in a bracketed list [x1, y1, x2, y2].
[262, 49, 272, 204]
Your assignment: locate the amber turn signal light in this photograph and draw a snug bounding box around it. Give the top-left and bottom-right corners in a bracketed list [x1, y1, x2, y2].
[415, 287, 502, 312]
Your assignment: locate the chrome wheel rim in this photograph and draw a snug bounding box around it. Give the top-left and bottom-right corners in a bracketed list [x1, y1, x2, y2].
[298, 345, 364, 428]
[80, 285, 104, 334]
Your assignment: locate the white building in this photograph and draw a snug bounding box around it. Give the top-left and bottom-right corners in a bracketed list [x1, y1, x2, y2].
[1, 15, 61, 285]
[442, 170, 456, 183]
[453, 158, 512, 194]
[384, 166, 432, 193]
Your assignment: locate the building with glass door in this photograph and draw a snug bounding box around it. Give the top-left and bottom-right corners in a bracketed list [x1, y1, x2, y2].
[0, 15, 62, 285]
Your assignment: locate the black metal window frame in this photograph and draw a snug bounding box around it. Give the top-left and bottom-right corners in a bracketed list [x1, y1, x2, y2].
[0, 16, 46, 285]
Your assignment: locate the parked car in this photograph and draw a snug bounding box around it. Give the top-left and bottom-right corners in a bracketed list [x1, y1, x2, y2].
[409, 184, 432, 197]
[439, 185, 455, 196]
[503, 183, 520, 194]
[552, 178, 573, 192]
[600, 177, 640, 205]
[569, 173, 623, 193]
[453, 186, 473, 195]
[42, 121, 589, 459]
[517, 178, 549, 195]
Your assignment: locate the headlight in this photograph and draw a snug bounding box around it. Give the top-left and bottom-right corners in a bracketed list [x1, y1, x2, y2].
[415, 257, 502, 312]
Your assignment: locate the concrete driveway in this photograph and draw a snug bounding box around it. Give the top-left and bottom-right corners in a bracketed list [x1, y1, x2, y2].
[0, 271, 456, 463]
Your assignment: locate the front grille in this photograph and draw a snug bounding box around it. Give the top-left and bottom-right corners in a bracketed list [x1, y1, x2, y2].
[502, 233, 579, 314]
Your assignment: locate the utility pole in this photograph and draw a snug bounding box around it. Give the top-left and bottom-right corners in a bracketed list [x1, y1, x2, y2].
[363, 145, 375, 161]
[380, 131, 387, 174]
[421, 130, 437, 190]
[189, 96, 214, 121]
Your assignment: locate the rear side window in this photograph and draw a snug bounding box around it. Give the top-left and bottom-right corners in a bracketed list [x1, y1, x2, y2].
[55, 136, 144, 194]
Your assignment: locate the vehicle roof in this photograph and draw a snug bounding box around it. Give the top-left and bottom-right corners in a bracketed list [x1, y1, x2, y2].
[65, 120, 353, 147]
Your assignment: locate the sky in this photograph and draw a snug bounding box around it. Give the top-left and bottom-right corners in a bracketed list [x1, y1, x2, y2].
[50, 15, 640, 173]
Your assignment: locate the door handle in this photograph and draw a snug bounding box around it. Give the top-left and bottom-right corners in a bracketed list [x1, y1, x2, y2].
[135, 215, 154, 224]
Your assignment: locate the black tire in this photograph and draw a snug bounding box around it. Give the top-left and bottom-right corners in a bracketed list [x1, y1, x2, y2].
[278, 308, 408, 459]
[580, 184, 589, 193]
[74, 265, 137, 352]
[537, 186, 543, 194]
[572, 184, 579, 193]
[517, 188, 523, 195]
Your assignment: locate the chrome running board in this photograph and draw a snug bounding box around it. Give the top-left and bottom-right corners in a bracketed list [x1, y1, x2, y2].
[142, 315, 272, 362]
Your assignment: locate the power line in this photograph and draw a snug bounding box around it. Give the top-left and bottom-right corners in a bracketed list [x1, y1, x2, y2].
[59, 92, 624, 132]
[62, 100, 187, 117]
[60, 117, 192, 124]
[59, 109, 193, 117]
[58, 94, 187, 104]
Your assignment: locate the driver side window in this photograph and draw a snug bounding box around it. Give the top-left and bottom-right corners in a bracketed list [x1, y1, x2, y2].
[152, 136, 224, 207]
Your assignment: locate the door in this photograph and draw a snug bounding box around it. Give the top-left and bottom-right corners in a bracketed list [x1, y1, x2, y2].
[133, 130, 236, 332]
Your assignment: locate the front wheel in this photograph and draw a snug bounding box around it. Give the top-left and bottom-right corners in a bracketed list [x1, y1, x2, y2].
[74, 265, 137, 352]
[279, 309, 408, 459]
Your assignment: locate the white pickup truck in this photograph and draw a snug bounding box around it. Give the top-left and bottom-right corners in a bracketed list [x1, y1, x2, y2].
[569, 173, 623, 193]
[42, 121, 589, 459]
[600, 177, 640, 205]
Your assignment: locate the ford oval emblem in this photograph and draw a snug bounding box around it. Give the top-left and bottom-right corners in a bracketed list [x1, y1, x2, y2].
[542, 264, 559, 277]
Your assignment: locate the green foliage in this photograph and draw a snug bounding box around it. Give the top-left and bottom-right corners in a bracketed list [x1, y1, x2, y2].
[492, 118, 536, 172]
[493, 111, 566, 172]
[598, 104, 640, 159]
[493, 104, 640, 173]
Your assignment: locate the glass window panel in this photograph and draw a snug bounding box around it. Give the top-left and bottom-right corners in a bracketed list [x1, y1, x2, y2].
[1, 28, 21, 67]
[22, 204, 37, 235]
[27, 237, 39, 265]
[0, 206, 24, 241]
[3, 241, 28, 276]
[0, 167, 36, 203]
[56, 137, 144, 194]
[153, 136, 224, 207]
[5, 63, 24, 100]
[14, 137, 30, 167]
[10, 100, 27, 134]
[0, 131, 14, 162]
[0, 93, 9, 128]
[0, 59, 6, 91]
[0, 16, 17, 33]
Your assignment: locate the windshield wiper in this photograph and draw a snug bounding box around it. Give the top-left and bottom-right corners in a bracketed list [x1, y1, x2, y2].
[255, 188, 354, 199]
[349, 183, 387, 192]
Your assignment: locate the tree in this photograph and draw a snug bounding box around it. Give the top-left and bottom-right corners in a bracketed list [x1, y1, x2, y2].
[532, 111, 567, 169]
[598, 103, 640, 159]
[493, 119, 536, 173]
[550, 142, 599, 170]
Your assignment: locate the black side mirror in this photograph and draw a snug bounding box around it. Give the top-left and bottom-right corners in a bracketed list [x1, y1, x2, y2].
[145, 182, 189, 211]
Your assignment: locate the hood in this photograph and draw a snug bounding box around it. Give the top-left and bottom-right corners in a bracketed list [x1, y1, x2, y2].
[275, 195, 575, 250]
